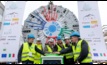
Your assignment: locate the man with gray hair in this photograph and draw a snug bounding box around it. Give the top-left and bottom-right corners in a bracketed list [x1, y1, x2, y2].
[44, 38, 56, 53]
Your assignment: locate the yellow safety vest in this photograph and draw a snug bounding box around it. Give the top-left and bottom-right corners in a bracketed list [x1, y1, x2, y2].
[21, 42, 36, 62]
[34, 43, 43, 64]
[64, 44, 73, 59]
[56, 44, 65, 56]
[72, 40, 92, 63]
[46, 45, 53, 53]
[56, 44, 65, 52]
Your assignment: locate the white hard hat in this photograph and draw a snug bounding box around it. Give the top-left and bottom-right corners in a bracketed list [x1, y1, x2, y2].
[36, 38, 41, 41]
[64, 37, 69, 40]
[48, 38, 54, 42]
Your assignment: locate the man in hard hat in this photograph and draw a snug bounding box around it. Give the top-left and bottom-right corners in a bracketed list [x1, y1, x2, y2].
[34, 38, 43, 64]
[63, 37, 74, 64]
[70, 32, 92, 63]
[54, 32, 92, 64]
[54, 36, 65, 52]
[54, 36, 66, 63]
[44, 38, 55, 53]
[18, 34, 45, 64]
[64, 37, 71, 47]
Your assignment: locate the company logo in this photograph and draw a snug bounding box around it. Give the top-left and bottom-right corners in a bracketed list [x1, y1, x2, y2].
[11, 18, 19, 25]
[91, 20, 98, 24]
[93, 40, 101, 42]
[8, 36, 16, 41]
[91, 43, 96, 45]
[0, 36, 6, 41]
[83, 25, 90, 28]
[1, 54, 7, 58]
[9, 3, 17, 10]
[8, 36, 16, 38]
[93, 53, 98, 57]
[82, 22, 90, 24]
[4, 19, 11, 21]
[93, 38, 100, 39]
[3, 22, 10, 25]
[6, 2, 18, 10]
[88, 33, 95, 37]
[0, 38, 6, 41]
[11, 22, 18, 25]
[88, 34, 95, 37]
[86, 40, 92, 42]
[93, 49, 96, 51]
[3, 49, 6, 51]
[84, 38, 91, 39]
[91, 24, 98, 28]
[3, 42, 8, 45]
[8, 39, 16, 41]
[3, 31, 12, 35]
[12, 18, 19, 22]
[81, 3, 92, 11]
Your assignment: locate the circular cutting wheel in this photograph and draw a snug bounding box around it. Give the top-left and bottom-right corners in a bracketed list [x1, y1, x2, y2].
[22, 2, 79, 45]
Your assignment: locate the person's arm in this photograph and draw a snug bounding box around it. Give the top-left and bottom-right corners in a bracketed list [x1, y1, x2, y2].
[35, 46, 45, 55]
[59, 46, 73, 55]
[75, 40, 89, 63]
[17, 44, 23, 63]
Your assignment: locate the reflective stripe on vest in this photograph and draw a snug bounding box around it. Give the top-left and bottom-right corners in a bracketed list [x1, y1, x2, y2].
[72, 40, 92, 63]
[21, 42, 36, 62]
[34, 44, 43, 64]
[46, 45, 53, 53]
[64, 44, 73, 59]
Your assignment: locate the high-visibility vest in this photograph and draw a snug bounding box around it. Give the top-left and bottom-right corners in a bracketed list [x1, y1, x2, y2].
[72, 40, 92, 63]
[56, 44, 66, 56]
[34, 43, 43, 64]
[56, 44, 65, 52]
[21, 42, 36, 62]
[46, 45, 53, 53]
[64, 44, 73, 59]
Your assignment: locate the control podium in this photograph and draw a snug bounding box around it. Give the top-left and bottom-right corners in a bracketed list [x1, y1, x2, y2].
[41, 54, 64, 64]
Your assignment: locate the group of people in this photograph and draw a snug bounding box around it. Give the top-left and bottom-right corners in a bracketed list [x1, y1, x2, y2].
[18, 31, 92, 64]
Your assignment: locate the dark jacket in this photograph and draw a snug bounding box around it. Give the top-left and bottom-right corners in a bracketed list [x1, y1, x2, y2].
[18, 42, 45, 63]
[59, 39, 89, 63]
